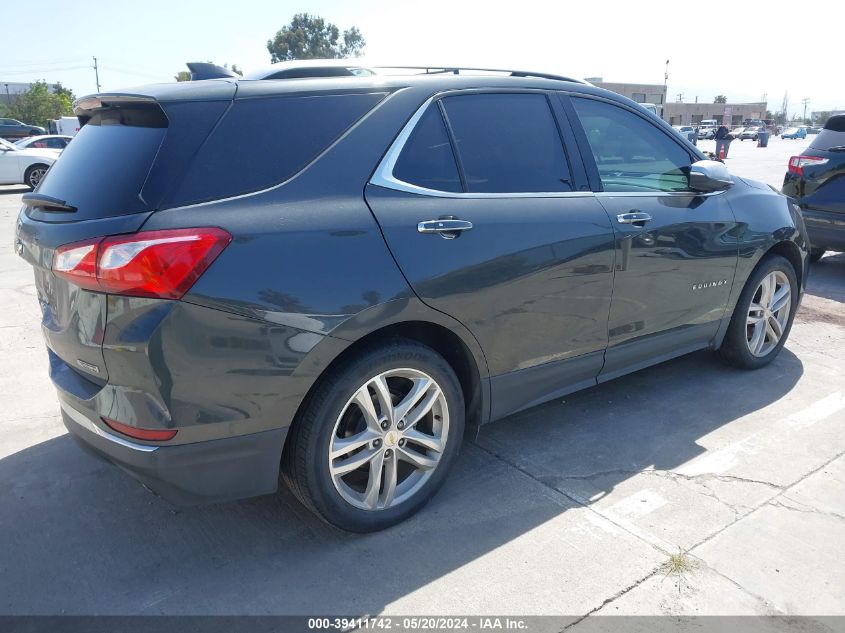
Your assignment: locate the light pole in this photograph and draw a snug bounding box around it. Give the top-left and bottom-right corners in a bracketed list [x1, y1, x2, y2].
[3, 83, 9, 107]
[802, 98, 810, 124]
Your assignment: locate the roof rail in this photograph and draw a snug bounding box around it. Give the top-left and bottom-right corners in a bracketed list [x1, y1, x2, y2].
[371, 66, 586, 84]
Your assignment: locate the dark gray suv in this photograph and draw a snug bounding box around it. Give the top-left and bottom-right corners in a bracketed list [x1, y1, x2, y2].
[15, 66, 809, 532]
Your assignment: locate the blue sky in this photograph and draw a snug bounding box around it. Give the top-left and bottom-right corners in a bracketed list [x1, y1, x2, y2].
[2, 0, 840, 114]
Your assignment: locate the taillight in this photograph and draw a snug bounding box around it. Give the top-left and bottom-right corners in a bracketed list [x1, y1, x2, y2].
[788, 155, 829, 177]
[102, 417, 178, 441]
[53, 228, 231, 299]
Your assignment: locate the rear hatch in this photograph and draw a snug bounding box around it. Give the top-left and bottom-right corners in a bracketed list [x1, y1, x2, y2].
[14, 85, 234, 385]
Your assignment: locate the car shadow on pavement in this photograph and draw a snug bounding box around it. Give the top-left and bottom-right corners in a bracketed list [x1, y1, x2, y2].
[0, 348, 803, 615]
[805, 252, 845, 303]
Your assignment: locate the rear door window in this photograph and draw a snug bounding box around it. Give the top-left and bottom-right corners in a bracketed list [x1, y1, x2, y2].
[571, 97, 693, 193]
[440, 93, 572, 193]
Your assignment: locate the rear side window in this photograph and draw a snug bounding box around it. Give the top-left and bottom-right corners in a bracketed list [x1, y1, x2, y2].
[441, 93, 572, 193]
[809, 116, 845, 151]
[170, 92, 386, 205]
[571, 97, 693, 193]
[34, 106, 167, 220]
[392, 105, 462, 193]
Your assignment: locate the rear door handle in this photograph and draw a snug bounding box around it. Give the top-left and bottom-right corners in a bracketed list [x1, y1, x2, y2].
[417, 219, 474, 239]
[616, 211, 652, 226]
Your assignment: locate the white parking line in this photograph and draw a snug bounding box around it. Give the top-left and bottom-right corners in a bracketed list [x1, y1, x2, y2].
[784, 391, 845, 428]
[675, 391, 844, 476]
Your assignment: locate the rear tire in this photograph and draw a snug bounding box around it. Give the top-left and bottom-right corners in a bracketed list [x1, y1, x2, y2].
[718, 255, 798, 370]
[282, 338, 465, 532]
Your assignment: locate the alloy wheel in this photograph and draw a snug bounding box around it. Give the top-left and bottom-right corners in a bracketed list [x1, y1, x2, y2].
[329, 368, 449, 511]
[28, 167, 47, 188]
[746, 270, 791, 357]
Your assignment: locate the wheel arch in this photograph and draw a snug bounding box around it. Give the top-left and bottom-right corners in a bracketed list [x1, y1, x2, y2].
[285, 303, 491, 461]
[24, 162, 51, 186]
[714, 238, 805, 350]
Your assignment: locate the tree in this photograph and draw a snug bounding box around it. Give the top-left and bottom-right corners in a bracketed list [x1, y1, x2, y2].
[267, 13, 365, 62]
[714, 95, 727, 104]
[7, 81, 74, 128]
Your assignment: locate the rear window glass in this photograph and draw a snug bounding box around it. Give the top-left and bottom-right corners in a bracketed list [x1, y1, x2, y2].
[34, 106, 166, 220]
[441, 93, 572, 193]
[393, 105, 462, 193]
[170, 92, 386, 205]
[809, 116, 845, 151]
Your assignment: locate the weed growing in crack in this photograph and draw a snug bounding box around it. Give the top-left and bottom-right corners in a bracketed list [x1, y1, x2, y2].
[661, 548, 697, 594]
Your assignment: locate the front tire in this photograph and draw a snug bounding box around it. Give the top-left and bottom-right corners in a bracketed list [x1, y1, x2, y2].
[718, 255, 798, 370]
[24, 164, 49, 189]
[282, 339, 465, 532]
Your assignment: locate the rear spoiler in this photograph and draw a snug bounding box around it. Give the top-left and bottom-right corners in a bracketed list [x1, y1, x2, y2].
[187, 62, 239, 81]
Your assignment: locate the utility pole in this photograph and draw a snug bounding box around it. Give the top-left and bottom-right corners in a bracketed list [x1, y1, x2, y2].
[663, 59, 669, 100]
[802, 97, 810, 124]
[3, 83, 9, 107]
[92, 56, 101, 92]
[676, 92, 684, 103]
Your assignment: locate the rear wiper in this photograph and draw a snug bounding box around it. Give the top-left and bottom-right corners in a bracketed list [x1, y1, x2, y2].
[21, 193, 77, 213]
[825, 146, 845, 152]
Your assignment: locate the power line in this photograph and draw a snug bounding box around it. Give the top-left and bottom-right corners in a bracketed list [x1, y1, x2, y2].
[0, 59, 89, 70]
[0, 66, 90, 76]
[99, 65, 164, 80]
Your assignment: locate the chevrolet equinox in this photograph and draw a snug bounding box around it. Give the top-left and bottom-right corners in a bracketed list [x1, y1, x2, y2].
[15, 65, 809, 532]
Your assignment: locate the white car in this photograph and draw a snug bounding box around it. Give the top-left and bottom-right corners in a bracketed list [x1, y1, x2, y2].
[0, 138, 59, 188]
[673, 125, 697, 143]
[15, 135, 73, 151]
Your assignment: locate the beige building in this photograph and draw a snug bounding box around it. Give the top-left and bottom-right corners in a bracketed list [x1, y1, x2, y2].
[587, 79, 667, 112]
[663, 102, 767, 126]
[585, 79, 766, 125]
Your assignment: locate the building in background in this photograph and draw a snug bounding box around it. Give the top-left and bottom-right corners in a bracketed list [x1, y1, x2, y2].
[586, 78, 667, 116]
[663, 101, 766, 126]
[585, 78, 766, 125]
[1, 82, 60, 107]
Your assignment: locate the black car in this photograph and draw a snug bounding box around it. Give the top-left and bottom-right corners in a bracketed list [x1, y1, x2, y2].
[0, 117, 46, 139]
[15, 66, 809, 532]
[782, 114, 845, 261]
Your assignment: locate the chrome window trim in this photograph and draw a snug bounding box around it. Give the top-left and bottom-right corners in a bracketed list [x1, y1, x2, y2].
[370, 95, 594, 200]
[594, 190, 727, 198]
[61, 401, 160, 453]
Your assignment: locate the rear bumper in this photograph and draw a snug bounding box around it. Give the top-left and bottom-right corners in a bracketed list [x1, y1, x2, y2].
[802, 208, 845, 252]
[60, 400, 287, 505]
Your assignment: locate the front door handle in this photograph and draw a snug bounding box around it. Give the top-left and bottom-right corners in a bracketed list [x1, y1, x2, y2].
[417, 218, 474, 239]
[616, 211, 653, 226]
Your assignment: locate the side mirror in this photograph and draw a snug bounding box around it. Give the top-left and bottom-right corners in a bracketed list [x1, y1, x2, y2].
[689, 159, 734, 193]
